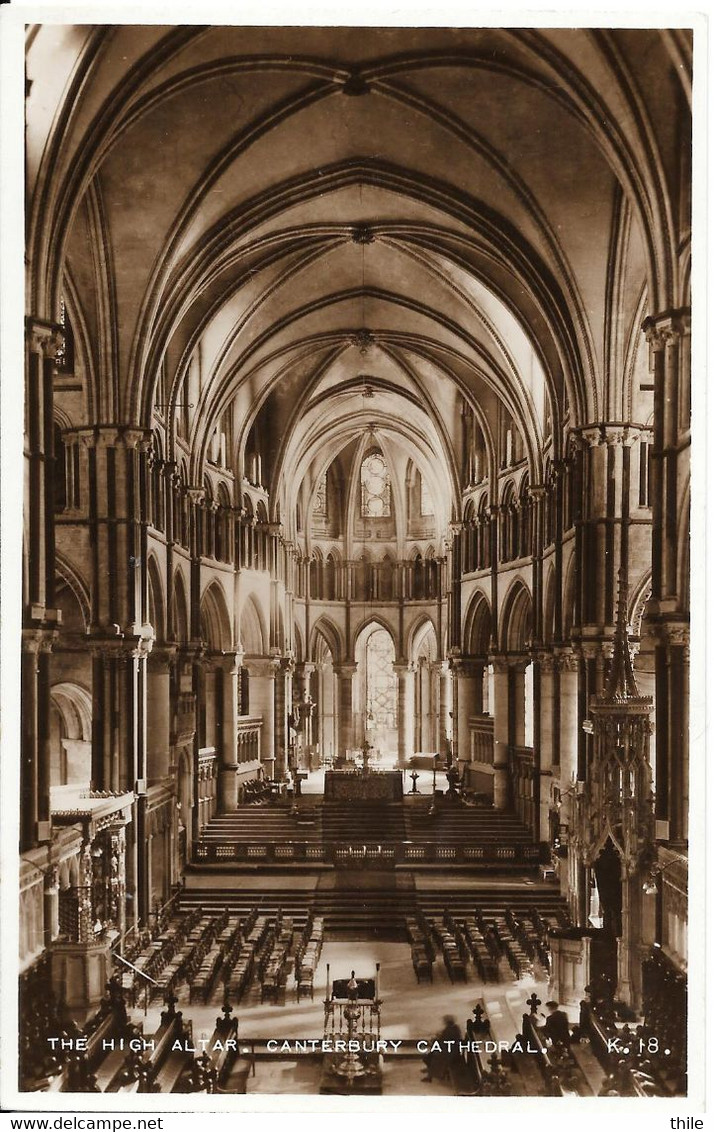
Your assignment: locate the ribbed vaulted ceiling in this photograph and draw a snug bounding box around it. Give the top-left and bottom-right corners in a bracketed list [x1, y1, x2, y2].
[26, 25, 691, 524]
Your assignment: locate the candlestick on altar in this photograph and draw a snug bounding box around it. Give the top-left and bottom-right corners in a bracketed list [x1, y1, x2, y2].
[375, 963, 380, 1000]
[326, 962, 330, 1002]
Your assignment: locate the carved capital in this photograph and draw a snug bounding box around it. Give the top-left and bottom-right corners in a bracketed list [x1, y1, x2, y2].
[658, 621, 689, 652]
[621, 426, 642, 448]
[581, 426, 603, 448]
[242, 656, 280, 679]
[555, 648, 580, 672]
[643, 309, 691, 350]
[602, 426, 624, 447]
[22, 627, 58, 654]
[89, 625, 155, 661]
[148, 644, 178, 672]
[74, 426, 151, 451]
[451, 656, 483, 678]
[26, 317, 64, 359]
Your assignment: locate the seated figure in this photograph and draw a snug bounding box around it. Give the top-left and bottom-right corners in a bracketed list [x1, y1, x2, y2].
[541, 1000, 571, 1046]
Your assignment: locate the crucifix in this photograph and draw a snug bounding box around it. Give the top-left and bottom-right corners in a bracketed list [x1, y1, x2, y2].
[360, 736, 372, 773]
[526, 992, 542, 1015]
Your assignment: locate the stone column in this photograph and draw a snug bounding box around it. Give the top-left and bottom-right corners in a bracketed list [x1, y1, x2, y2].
[556, 648, 580, 788]
[437, 661, 452, 760]
[658, 623, 689, 844]
[44, 866, 60, 946]
[454, 658, 482, 774]
[510, 657, 528, 747]
[88, 633, 151, 928]
[537, 652, 556, 840]
[394, 663, 415, 767]
[218, 653, 240, 809]
[24, 319, 63, 615]
[21, 628, 56, 848]
[643, 311, 690, 604]
[294, 662, 316, 756]
[245, 658, 278, 776]
[147, 646, 174, 783]
[427, 661, 440, 751]
[273, 656, 293, 781]
[22, 319, 64, 850]
[491, 657, 511, 809]
[334, 664, 357, 758]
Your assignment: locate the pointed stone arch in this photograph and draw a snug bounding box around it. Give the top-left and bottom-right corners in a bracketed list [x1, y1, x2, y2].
[350, 613, 396, 661]
[146, 554, 166, 643]
[463, 590, 492, 657]
[408, 614, 438, 662]
[55, 552, 90, 631]
[200, 580, 233, 652]
[500, 579, 533, 655]
[309, 615, 344, 665]
[170, 568, 190, 643]
[239, 592, 267, 656]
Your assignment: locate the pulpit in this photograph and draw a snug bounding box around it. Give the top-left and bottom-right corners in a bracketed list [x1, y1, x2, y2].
[548, 930, 592, 1009]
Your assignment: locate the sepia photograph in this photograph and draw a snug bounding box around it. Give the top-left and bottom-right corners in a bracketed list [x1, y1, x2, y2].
[1, 12, 702, 1112]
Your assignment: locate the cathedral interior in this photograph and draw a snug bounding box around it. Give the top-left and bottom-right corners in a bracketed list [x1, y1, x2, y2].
[18, 24, 691, 1098]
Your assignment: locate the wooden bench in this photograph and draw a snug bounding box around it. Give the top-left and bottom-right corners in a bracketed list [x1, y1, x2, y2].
[520, 1011, 592, 1096]
[108, 1003, 190, 1094]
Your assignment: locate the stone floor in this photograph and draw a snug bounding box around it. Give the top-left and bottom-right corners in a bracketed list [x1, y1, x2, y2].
[129, 939, 559, 1096]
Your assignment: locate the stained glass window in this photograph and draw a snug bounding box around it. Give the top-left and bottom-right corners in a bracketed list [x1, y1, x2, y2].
[420, 473, 434, 516]
[314, 470, 327, 517]
[366, 629, 397, 729]
[360, 451, 391, 517]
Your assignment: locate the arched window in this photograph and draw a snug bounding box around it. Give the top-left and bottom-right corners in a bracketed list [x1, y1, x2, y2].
[420, 472, 434, 517]
[425, 549, 438, 599]
[314, 469, 327, 517]
[365, 629, 397, 730]
[325, 553, 337, 600]
[310, 553, 321, 599]
[360, 450, 391, 517]
[379, 555, 394, 600]
[412, 553, 424, 599]
[477, 496, 490, 569]
[500, 483, 516, 562]
[518, 476, 531, 558]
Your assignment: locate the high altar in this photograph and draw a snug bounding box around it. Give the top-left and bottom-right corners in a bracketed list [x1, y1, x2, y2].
[324, 740, 403, 801]
[323, 769, 402, 802]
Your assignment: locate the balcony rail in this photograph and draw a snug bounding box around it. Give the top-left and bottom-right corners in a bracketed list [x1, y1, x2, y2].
[193, 839, 545, 866]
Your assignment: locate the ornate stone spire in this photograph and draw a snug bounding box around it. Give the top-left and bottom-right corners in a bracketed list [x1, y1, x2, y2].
[603, 567, 641, 702]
